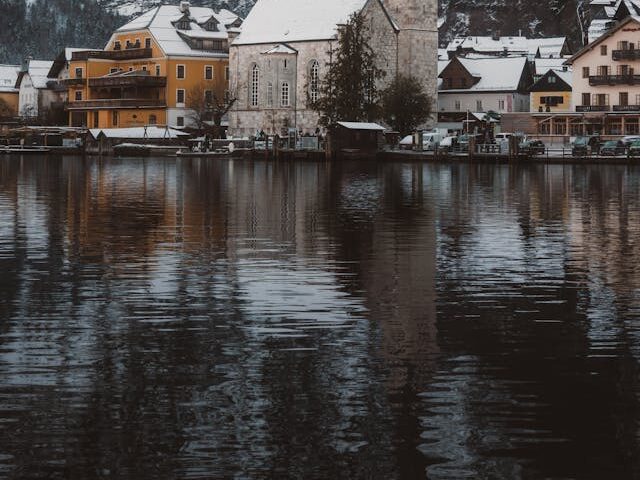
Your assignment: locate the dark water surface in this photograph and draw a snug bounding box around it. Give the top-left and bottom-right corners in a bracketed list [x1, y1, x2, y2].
[0, 156, 639, 479]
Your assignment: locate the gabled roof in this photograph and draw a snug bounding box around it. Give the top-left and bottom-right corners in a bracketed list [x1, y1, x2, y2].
[16, 61, 54, 89]
[567, 15, 640, 64]
[233, 0, 395, 45]
[0, 64, 20, 93]
[439, 56, 529, 92]
[530, 68, 572, 92]
[113, 5, 240, 58]
[48, 48, 92, 78]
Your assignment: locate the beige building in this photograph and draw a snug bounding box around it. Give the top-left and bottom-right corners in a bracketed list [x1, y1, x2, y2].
[566, 15, 640, 135]
[228, 0, 438, 137]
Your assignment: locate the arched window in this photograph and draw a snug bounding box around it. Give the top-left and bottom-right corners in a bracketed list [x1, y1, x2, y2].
[281, 82, 290, 107]
[250, 64, 260, 107]
[267, 82, 273, 107]
[309, 60, 320, 103]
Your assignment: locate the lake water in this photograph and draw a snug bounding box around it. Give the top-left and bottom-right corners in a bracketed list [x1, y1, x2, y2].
[0, 156, 639, 479]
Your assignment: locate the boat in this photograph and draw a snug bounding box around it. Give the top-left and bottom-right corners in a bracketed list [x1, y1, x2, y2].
[0, 147, 51, 154]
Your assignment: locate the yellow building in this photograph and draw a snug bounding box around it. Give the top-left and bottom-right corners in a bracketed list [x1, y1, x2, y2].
[66, 2, 241, 129]
[529, 68, 572, 113]
[0, 65, 20, 117]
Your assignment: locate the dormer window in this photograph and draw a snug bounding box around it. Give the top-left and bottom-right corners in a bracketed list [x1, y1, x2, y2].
[174, 14, 191, 30]
[177, 21, 190, 30]
[203, 19, 218, 32]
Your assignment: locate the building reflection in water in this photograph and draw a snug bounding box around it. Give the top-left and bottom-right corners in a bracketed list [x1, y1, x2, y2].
[0, 158, 639, 478]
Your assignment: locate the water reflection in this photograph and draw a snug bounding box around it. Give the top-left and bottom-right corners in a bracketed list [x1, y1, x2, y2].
[0, 157, 639, 478]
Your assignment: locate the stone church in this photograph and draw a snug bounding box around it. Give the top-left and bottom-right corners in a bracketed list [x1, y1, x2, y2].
[228, 0, 438, 137]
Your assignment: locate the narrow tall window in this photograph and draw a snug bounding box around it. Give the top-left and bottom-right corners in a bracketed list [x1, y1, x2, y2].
[309, 60, 319, 103]
[155, 65, 161, 76]
[145, 38, 152, 49]
[583, 67, 590, 78]
[205, 65, 213, 80]
[267, 82, 273, 107]
[250, 64, 259, 107]
[601, 45, 608, 56]
[281, 82, 290, 107]
[177, 64, 185, 79]
[75, 67, 83, 78]
[177, 89, 185, 104]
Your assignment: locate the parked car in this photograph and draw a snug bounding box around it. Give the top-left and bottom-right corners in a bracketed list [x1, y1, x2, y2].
[621, 135, 640, 147]
[519, 139, 546, 155]
[458, 134, 482, 152]
[572, 135, 600, 156]
[494, 132, 513, 142]
[599, 140, 626, 156]
[628, 140, 640, 157]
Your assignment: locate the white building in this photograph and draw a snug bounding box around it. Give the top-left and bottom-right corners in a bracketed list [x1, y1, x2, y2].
[16, 60, 55, 119]
[228, 0, 438, 137]
[445, 36, 571, 60]
[586, 0, 640, 43]
[438, 56, 534, 115]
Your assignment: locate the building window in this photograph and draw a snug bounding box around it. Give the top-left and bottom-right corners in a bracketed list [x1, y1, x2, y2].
[177, 116, 185, 127]
[75, 67, 83, 78]
[250, 64, 259, 107]
[548, 75, 556, 83]
[126, 40, 132, 49]
[177, 89, 185, 104]
[74, 90, 82, 101]
[128, 67, 134, 72]
[177, 64, 185, 79]
[110, 67, 118, 74]
[225, 66, 229, 81]
[267, 82, 273, 107]
[142, 65, 147, 71]
[582, 92, 591, 106]
[309, 60, 320, 103]
[114, 41, 121, 51]
[281, 82, 290, 107]
[155, 65, 161, 76]
[205, 65, 213, 80]
[594, 93, 609, 106]
[112, 111, 118, 126]
[597, 65, 609, 76]
[476, 100, 483, 111]
[601, 45, 607, 55]
[620, 92, 629, 106]
[583, 67, 590, 78]
[145, 38, 152, 49]
[149, 114, 157, 125]
[454, 100, 461, 111]
[498, 99, 505, 110]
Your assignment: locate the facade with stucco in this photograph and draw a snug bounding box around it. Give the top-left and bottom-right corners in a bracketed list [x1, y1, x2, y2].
[229, 0, 438, 137]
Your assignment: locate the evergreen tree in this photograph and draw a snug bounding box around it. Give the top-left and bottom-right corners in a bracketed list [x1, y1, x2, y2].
[311, 12, 383, 127]
[381, 75, 433, 136]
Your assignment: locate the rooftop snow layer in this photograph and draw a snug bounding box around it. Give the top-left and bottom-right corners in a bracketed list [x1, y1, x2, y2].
[0, 64, 20, 92]
[115, 5, 240, 57]
[89, 126, 190, 139]
[337, 122, 385, 131]
[233, 0, 369, 45]
[440, 56, 528, 92]
[21, 61, 54, 89]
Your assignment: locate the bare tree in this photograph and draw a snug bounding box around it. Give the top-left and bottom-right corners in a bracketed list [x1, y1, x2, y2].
[186, 83, 237, 138]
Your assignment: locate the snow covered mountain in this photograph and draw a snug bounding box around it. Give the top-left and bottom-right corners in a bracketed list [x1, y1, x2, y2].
[0, 0, 584, 65]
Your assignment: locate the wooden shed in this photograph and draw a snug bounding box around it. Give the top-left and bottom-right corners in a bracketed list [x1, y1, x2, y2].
[328, 121, 386, 159]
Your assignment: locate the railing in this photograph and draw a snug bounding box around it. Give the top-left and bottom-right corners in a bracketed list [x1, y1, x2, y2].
[613, 104, 640, 112]
[71, 48, 153, 61]
[576, 105, 610, 112]
[612, 49, 640, 61]
[67, 99, 166, 109]
[589, 74, 640, 85]
[89, 76, 167, 88]
[59, 78, 86, 86]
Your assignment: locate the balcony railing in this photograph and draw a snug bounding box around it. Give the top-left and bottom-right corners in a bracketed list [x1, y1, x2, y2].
[71, 48, 153, 61]
[613, 104, 640, 112]
[576, 105, 610, 112]
[589, 74, 640, 86]
[89, 76, 167, 88]
[60, 78, 86, 86]
[67, 99, 166, 110]
[612, 49, 640, 61]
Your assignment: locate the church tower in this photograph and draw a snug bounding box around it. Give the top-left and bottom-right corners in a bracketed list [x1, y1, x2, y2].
[385, 0, 439, 121]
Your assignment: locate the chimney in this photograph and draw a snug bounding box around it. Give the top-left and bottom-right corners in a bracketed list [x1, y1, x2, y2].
[180, 1, 190, 13]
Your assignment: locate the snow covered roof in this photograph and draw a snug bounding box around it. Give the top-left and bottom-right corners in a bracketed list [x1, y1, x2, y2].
[234, 0, 376, 45]
[16, 61, 54, 89]
[439, 56, 529, 92]
[114, 5, 240, 58]
[446, 36, 567, 59]
[262, 44, 298, 54]
[337, 122, 385, 131]
[89, 126, 190, 140]
[534, 57, 571, 75]
[0, 64, 20, 93]
[570, 15, 640, 63]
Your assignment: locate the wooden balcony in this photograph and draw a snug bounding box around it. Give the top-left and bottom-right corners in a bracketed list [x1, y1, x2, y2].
[67, 99, 166, 110]
[612, 49, 640, 61]
[71, 48, 153, 61]
[60, 78, 86, 86]
[613, 104, 640, 112]
[589, 74, 640, 86]
[89, 76, 167, 88]
[576, 105, 610, 112]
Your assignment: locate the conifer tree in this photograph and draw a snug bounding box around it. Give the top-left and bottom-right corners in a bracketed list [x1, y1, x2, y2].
[381, 75, 433, 135]
[311, 12, 383, 127]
